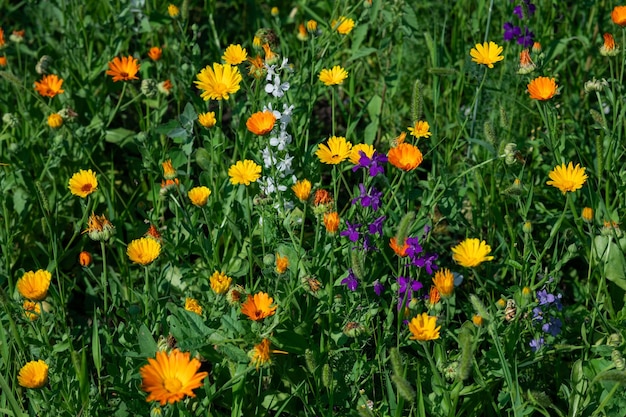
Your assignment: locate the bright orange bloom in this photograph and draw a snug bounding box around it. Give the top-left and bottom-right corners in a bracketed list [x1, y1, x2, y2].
[162, 159, 176, 180]
[389, 237, 409, 257]
[428, 286, 440, 306]
[313, 189, 333, 206]
[34, 74, 64, 98]
[527, 76, 557, 101]
[432, 268, 455, 297]
[246, 110, 276, 135]
[106, 56, 140, 82]
[275, 254, 289, 274]
[0, 28, 4, 47]
[79, 251, 92, 267]
[323, 212, 340, 234]
[241, 292, 277, 321]
[148, 47, 162, 61]
[601, 33, 619, 56]
[612, 6, 626, 26]
[387, 143, 423, 171]
[518, 49, 535, 73]
[0, 56, 6, 67]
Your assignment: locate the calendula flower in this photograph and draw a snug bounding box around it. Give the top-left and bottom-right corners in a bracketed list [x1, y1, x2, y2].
[319, 66, 348, 86]
[195, 63, 242, 101]
[168, 4, 180, 17]
[18, 360, 49, 388]
[470, 41, 504, 68]
[246, 110, 276, 135]
[314, 189, 333, 206]
[307, 20, 318, 32]
[297, 23, 308, 41]
[187, 186, 211, 207]
[184, 298, 202, 315]
[408, 312, 441, 341]
[241, 292, 277, 321]
[162, 159, 176, 180]
[428, 286, 440, 306]
[145, 224, 162, 241]
[0, 56, 6, 67]
[332, 16, 355, 34]
[612, 6, 626, 26]
[518, 49, 536, 74]
[34, 74, 64, 98]
[408, 121, 431, 139]
[546, 162, 588, 194]
[83, 213, 115, 241]
[349, 143, 375, 164]
[228, 160, 262, 186]
[253, 36, 262, 49]
[227, 285, 245, 305]
[106, 56, 140, 82]
[323, 211, 340, 234]
[222, 44, 247, 65]
[582, 207, 594, 223]
[527, 76, 558, 100]
[17, 270, 51, 301]
[198, 112, 216, 128]
[210, 271, 232, 294]
[23, 300, 41, 321]
[600, 33, 619, 56]
[140, 349, 208, 406]
[262, 43, 278, 64]
[47, 113, 63, 128]
[249, 339, 287, 370]
[247, 55, 266, 79]
[127, 237, 161, 265]
[68, 169, 98, 198]
[472, 315, 484, 326]
[389, 237, 409, 257]
[316, 136, 352, 165]
[79, 251, 92, 267]
[433, 268, 454, 297]
[292, 179, 312, 202]
[148, 47, 162, 61]
[271, 6, 279, 16]
[452, 238, 494, 267]
[275, 254, 289, 274]
[387, 142, 423, 171]
[158, 79, 173, 95]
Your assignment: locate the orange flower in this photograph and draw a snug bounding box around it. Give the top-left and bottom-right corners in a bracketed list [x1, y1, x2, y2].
[247, 55, 266, 79]
[612, 6, 626, 26]
[527, 76, 557, 101]
[241, 292, 277, 321]
[106, 56, 140, 82]
[0, 28, 4, 47]
[428, 286, 440, 306]
[600, 33, 619, 56]
[323, 211, 340, 234]
[246, 111, 276, 135]
[0, 56, 6, 67]
[389, 237, 409, 257]
[79, 251, 92, 267]
[313, 189, 333, 206]
[518, 49, 535, 74]
[148, 47, 162, 61]
[432, 268, 454, 297]
[387, 142, 423, 171]
[145, 224, 162, 241]
[34, 74, 64, 98]
[275, 254, 289, 274]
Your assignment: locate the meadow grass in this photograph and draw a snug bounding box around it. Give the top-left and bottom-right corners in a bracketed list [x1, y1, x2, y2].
[2, 0, 626, 416]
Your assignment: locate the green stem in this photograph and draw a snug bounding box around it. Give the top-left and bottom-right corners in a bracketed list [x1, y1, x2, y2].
[100, 241, 108, 313]
[106, 82, 127, 128]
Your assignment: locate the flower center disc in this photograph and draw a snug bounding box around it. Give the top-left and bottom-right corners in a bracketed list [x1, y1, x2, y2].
[164, 377, 183, 393]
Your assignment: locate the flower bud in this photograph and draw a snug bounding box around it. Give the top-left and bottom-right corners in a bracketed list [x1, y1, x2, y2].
[79, 251, 92, 267]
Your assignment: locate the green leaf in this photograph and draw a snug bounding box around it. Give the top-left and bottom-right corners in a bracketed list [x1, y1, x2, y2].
[105, 128, 135, 145]
[137, 324, 157, 357]
[196, 148, 212, 171]
[348, 47, 378, 63]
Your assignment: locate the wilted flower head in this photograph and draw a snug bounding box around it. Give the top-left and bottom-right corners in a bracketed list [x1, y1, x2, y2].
[83, 213, 115, 241]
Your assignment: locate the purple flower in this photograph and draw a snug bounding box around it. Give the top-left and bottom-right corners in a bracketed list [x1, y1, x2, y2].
[373, 280, 384, 296]
[362, 236, 377, 252]
[529, 336, 544, 352]
[412, 252, 439, 275]
[341, 269, 359, 291]
[340, 221, 361, 242]
[352, 151, 387, 177]
[536, 289, 562, 310]
[542, 317, 562, 337]
[503, 22, 521, 41]
[397, 276, 423, 310]
[368, 215, 386, 236]
[513, 1, 536, 19]
[405, 236, 423, 258]
[532, 306, 543, 320]
[352, 184, 383, 211]
[517, 26, 534, 48]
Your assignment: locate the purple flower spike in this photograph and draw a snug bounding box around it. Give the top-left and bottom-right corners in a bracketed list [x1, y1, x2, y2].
[517, 26, 534, 48]
[341, 269, 359, 291]
[529, 336, 544, 352]
[368, 215, 386, 236]
[340, 221, 361, 242]
[412, 252, 439, 275]
[503, 22, 521, 41]
[373, 280, 384, 296]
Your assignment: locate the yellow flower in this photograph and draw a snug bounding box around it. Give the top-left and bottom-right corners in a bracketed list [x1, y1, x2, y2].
[292, 179, 312, 202]
[222, 44, 247, 65]
[184, 298, 202, 315]
[249, 339, 287, 370]
[306, 20, 318, 32]
[527, 76, 557, 101]
[470, 41, 504, 68]
[148, 46, 162, 61]
[297, 23, 308, 41]
[253, 35, 262, 49]
[316, 136, 352, 165]
[69, 169, 98, 198]
[194, 63, 242, 101]
[271, 6, 279, 16]
[241, 292, 277, 321]
[83, 212, 115, 241]
[106, 56, 140, 82]
[387, 143, 423, 171]
[432, 268, 454, 297]
[127, 237, 161, 265]
[428, 286, 440, 306]
[612, 5, 626, 26]
[187, 186, 211, 207]
[228, 160, 261, 186]
[407, 120, 431, 139]
[17, 270, 51, 301]
[472, 315, 483, 327]
[140, 349, 208, 406]
[452, 238, 494, 267]
[18, 360, 49, 388]
[162, 159, 176, 180]
[332, 16, 355, 34]
[319, 66, 348, 86]
[275, 254, 289, 274]
[168, 4, 180, 17]
[210, 271, 232, 294]
[246, 110, 276, 135]
[47, 113, 63, 128]
[323, 211, 340, 234]
[23, 300, 41, 321]
[408, 312, 440, 341]
[198, 112, 216, 128]
[546, 162, 588, 194]
[34, 74, 64, 98]
[349, 143, 375, 164]
[582, 207, 594, 223]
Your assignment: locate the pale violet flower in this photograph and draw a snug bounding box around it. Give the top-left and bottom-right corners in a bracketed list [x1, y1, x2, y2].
[265, 64, 278, 81]
[269, 131, 292, 151]
[261, 147, 277, 167]
[276, 153, 294, 173]
[265, 74, 290, 98]
[259, 176, 287, 195]
[279, 57, 293, 72]
[263, 102, 282, 120]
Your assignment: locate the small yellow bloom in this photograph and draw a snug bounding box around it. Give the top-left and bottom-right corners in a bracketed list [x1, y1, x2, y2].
[18, 360, 49, 388]
[23, 300, 41, 321]
[292, 179, 312, 202]
[168, 4, 180, 17]
[349, 143, 375, 164]
[451, 238, 494, 268]
[297, 23, 308, 41]
[470, 41, 504, 68]
[47, 113, 63, 128]
[187, 186, 211, 207]
[407, 120, 431, 139]
[198, 112, 216, 128]
[408, 312, 440, 341]
[316, 136, 352, 165]
[222, 44, 248, 65]
[271, 6, 279, 16]
[332, 16, 355, 34]
[127, 237, 161, 266]
[68, 169, 98, 198]
[432, 268, 454, 297]
[275, 254, 289, 274]
[582, 207, 594, 223]
[249, 339, 287, 370]
[17, 270, 51, 301]
[546, 162, 588, 194]
[472, 315, 483, 327]
[319, 66, 348, 86]
[228, 160, 262, 186]
[210, 271, 232, 294]
[306, 20, 318, 32]
[162, 159, 176, 180]
[184, 298, 203, 315]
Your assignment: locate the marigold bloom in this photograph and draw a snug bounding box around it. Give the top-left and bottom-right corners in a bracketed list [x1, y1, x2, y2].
[349, 143, 375, 164]
[332, 16, 355, 34]
[0, 56, 6, 67]
[387, 142, 423, 171]
[210, 271, 232, 294]
[428, 286, 441, 306]
[472, 314, 484, 326]
[297, 23, 308, 41]
[433, 268, 454, 297]
[262, 43, 277, 64]
[389, 237, 409, 257]
[198, 111, 216, 128]
[47, 113, 63, 128]
[241, 292, 277, 321]
[140, 349, 208, 406]
[600, 33, 619, 56]
[222, 44, 247, 65]
[546, 162, 588, 194]
[408, 120, 431, 139]
[253, 36, 262, 48]
[0, 28, 4, 47]
[228, 160, 261, 185]
[323, 211, 340, 234]
[84, 213, 115, 241]
[145, 224, 162, 241]
[188, 186, 211, 207]
[612, 6, 626, 26]
[106, 56, 140, 82]
[271, 6, 279, 16]
[316, 136, 352, 164]
[148, 47, 162, 61]
[34, 74, 64, 98]
[18, 360, 49, 388]
[23, 300, 41, 321]
[292, 179, 312, 202]
[158, 79, 173, 95]
[532, 42, 541, 53]
[582, 207, 594, 223]
[408, 312, 440, 341]
[79, 251, 92, 267]
[249, 339, 287, 370]
[195, 63, 242, 101]
[527, 76, 558, 101]
[247, 55, 266, 79]
[68, 169, 98, 198]
[307, 20, 318, 32]
[160, 178, 179, 194]
[452, 238, 494, 267]
[168, 4, 180, 17]
[319, 66, 348, 86]
[246, 110, 276, 135]
[314, 189, 333, 206]
[275, 254, 289, 274]
[518, 49, 536, 74]
[185, 298, 202, 315]
[470, 41, 504, 68]
[162, 159, 176, 180]
[127, 237, 161, 265]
